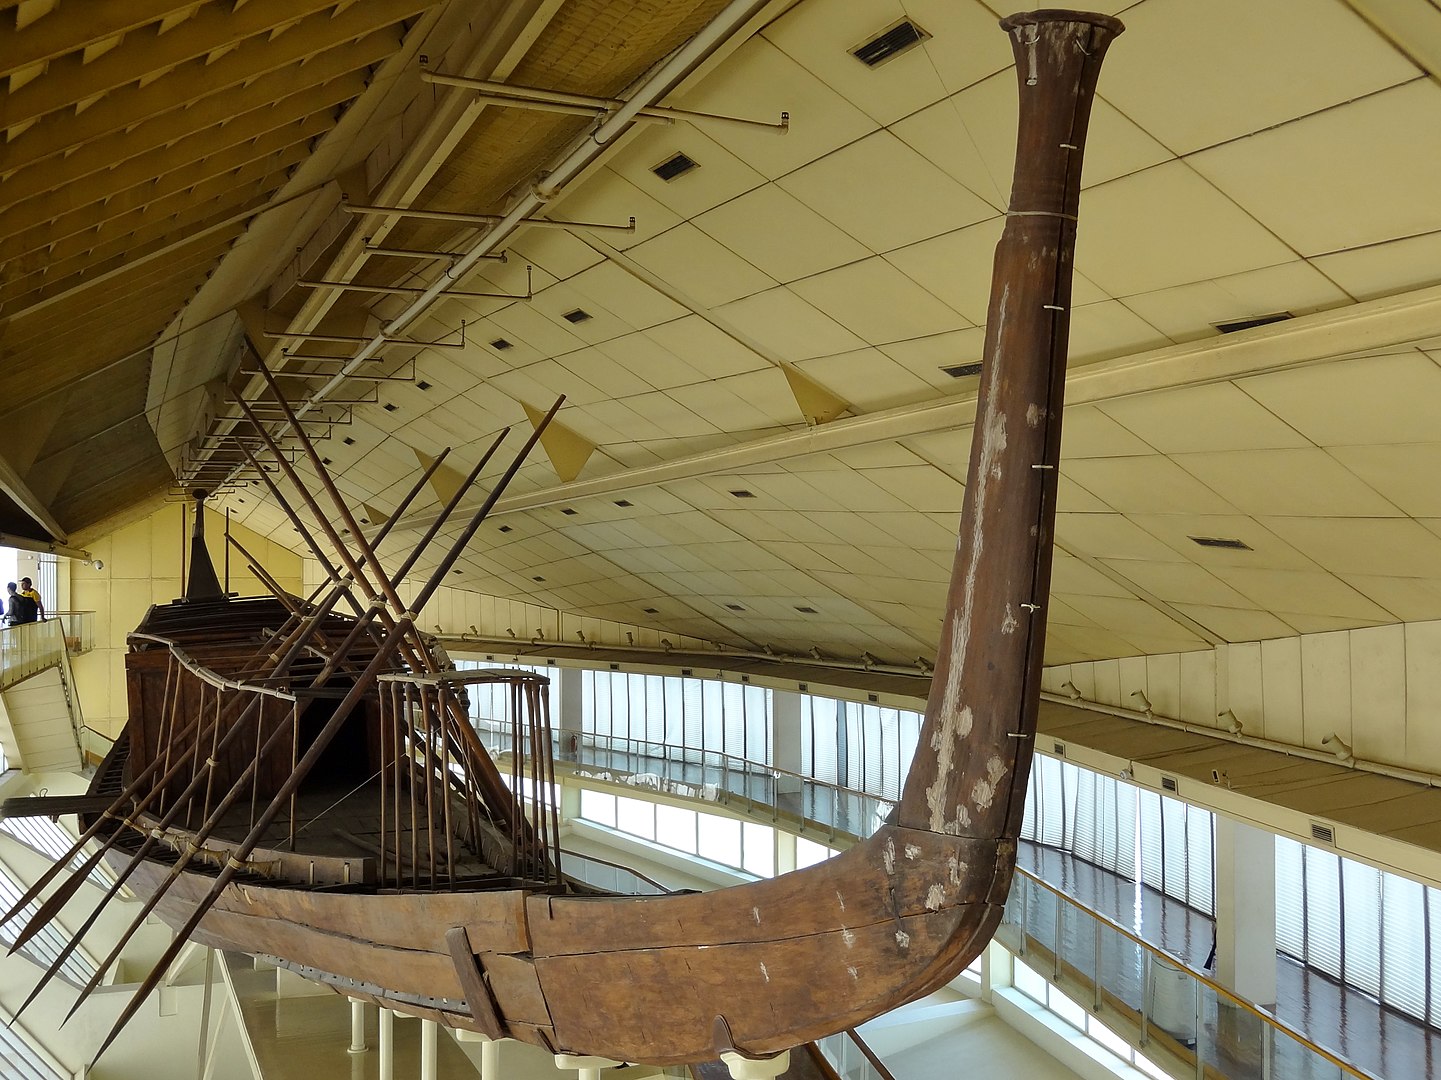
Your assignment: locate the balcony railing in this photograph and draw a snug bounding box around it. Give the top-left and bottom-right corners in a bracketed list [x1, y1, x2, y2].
[494, 722, 1383, 1080]
[48, 611, 94, 656]
[0, 619, 68, 691]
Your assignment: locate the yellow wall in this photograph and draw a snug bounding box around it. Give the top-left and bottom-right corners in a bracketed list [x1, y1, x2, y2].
[69, 502, 303, 740]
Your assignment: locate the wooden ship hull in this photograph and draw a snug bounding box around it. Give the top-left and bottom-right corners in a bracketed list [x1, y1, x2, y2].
[8, 9, 1124, 1068]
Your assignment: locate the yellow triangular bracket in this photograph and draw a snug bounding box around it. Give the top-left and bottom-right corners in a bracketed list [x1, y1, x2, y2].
[412, 448, 469, 505]
[782, 363, 850, 426]
[520, 402, 595, 484]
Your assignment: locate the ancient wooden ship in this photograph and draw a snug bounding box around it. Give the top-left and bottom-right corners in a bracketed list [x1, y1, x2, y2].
[2, 10, 1121, 1067]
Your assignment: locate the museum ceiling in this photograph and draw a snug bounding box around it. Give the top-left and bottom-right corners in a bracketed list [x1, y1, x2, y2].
[5, 0, 1441, 667]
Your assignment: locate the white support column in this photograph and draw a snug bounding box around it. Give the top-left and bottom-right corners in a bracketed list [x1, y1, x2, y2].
[378, 1008, 394, 1080]
[555, 1052, 622, 1080]
[348, 998, 367, 1053]
[557, 667, 584, 744]
[771, 689, 804, 806]
[421, 1018, 438, 1080]
[1214, 817, 1277, 1007]
[481, 1037, 501, 1080]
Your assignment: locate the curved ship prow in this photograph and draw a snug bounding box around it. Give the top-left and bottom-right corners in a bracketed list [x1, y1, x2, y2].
[7, 9, 1124, 1068]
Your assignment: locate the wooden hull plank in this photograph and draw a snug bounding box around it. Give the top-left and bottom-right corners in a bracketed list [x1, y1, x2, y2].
[526, 828, 998, 957]
[445, 927, 507, 1038]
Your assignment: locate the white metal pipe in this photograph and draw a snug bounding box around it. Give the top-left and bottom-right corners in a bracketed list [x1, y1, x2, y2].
[348, 998, 367, 1053]
[378, 1008, 394, 1080]
[421, 1018, 438, 1080]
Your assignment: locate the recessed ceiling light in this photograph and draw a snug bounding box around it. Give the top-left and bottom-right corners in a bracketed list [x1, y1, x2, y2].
[643, 607, 659, 614]
[343, 436, 355, 446]
[321, 457, 332, 465]
[941, 362, 983, 379]
[562, 309, 591, 324]
[652, 152, 699, 181]
[851, 18, 929, 67]
[1189, 535, 1252, 551]
[561, 508, 578, 516]
[532, 575, 546, 582]
[491, 338, 513, 350]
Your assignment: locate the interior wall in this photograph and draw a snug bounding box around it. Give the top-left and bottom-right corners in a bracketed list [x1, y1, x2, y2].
[1042, 618, 1441, 777]
[301, 560, 717, 652]
[70, 502, 302, 741]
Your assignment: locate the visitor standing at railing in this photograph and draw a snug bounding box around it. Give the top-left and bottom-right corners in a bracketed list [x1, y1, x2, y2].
[19, 578, 43, 621]
[4, 582, 37, 625]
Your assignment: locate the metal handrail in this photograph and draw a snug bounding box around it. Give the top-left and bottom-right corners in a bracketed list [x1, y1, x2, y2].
[558, 848, 678, 895]
[515, 727, 1383, 1080]
[1010, 868, 1379, 1080]
[843, 1028, 899, 1080]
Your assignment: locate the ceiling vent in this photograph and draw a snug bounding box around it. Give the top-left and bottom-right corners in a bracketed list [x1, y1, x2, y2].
[561, 507, 578, 516]
[941, 361, 983, 379]
[614, 499, 633, 507]
[729, 489, 756, 499]
[490, 338, 513, 350]
[1053, 741, 1066, 757]
[1214, 312, 1292, 334]
[643, 607, 659, 614]
[562, 309, 592, 324]
[851, 18, 930, 67]
[652, 152, 699, 181]
[498, 525, 512, 533]
[1190, 535, 1252, 551]
[382, 402, 398, 412]
[725, 603, 745, 611]
[342, 436, 355, 446]
[1160, 775, 1179, 793]
[1311, 821, 1336, 845]
[795, 606, 818, 614]
[416, 380, 432, 391]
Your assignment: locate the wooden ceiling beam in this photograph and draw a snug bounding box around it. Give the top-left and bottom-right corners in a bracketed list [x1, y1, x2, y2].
[0, 0, 420, 147]
[0, 0, 203, 80]
[0, 245, 236, 356]
[0, 191, 265, 312]
[0, 117, 326, 242]
[0, 71, 363, 211]
[0, 31, 383, 175]
[1, 245, 226, 340]
[2, 148, 303, 262]
[0, 0, 363, 129]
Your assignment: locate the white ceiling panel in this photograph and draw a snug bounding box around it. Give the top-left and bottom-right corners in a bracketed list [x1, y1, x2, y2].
[1067, 300, 1170, 366]
[640, 317, 770, 380]
[1311, 230, 1441, 301]
[1064, 456, 1238, 515]
[895, 69, 1169, 208]
[1119, 262, 1353, 343]
[1208, 565, 1395, 622]
[1099, 0, 1415, 155]
[1238, 351, 1441, 446]
[1100, 383, 1310, 455]
[675, 36, 879, 180]
[694, 183, 872, 282]
[1170, 603, 1295, 643]
[1189, 79, 1441, 256]
[1077, 161, 1296, 297]
[1099, 559, 1253, 609]
[628, 223, 778, 308]
[776, 130, 995, 253]
[567, 261, 690, 331]
[1329, 444, 1441, 517]
[506, 230, 606, 282]
[592, 332, 709, 391]
[788, 257, 966, 343]
[885, 217, 1003, 325]
[606, 124, 768, 221]
[714, 287, 866, 361]
[762, 0, 1000, 126]
[1056, 513, 1191, 562]
[547, 171, 683, 251]
[878, 327, 988, 389]
[796, 348, 935, 412]
[1264, 517, 1441, 577]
